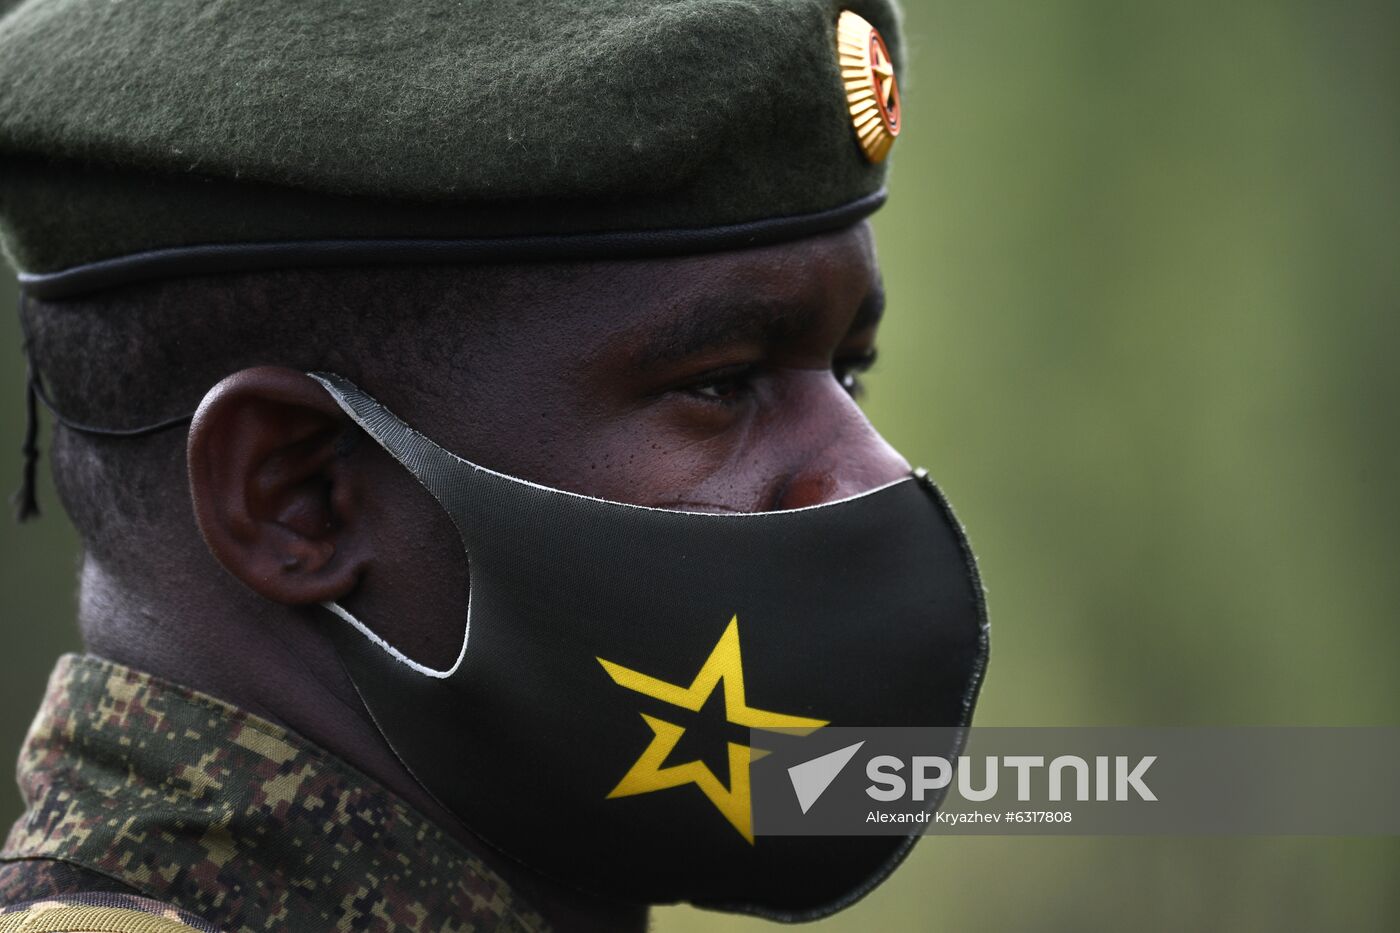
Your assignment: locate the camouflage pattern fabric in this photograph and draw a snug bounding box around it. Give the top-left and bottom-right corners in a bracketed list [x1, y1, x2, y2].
[0, 891, 223, 932]
[0, 858, 140, 903]
[1, 655, 550, 933]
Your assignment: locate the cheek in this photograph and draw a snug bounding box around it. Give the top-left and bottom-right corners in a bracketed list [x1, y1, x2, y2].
[563, 397, 813, 511]
[476, 386, 772, 509]
[559, 411, 757, 506]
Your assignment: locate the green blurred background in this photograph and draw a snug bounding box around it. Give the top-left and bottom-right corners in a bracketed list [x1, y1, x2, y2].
[2, 1, 1397, 929]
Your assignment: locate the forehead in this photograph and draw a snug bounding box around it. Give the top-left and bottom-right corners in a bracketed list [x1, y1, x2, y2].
[628, 222, 879, 302]
[506, 222, 884, 348]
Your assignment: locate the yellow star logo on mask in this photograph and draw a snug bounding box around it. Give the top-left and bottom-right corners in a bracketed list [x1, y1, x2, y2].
[597, 616, 826, 843]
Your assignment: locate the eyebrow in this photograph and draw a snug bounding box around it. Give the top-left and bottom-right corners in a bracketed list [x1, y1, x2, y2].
[628, 284, 886, 371]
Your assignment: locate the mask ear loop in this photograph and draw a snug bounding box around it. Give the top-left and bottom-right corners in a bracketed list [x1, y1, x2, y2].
[322, 599, 462, 679]
[308, 371, 477, 679]
[11, 290, 195, 522]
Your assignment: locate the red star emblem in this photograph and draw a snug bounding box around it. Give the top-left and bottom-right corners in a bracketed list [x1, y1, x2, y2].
[869, 31, 900, 134]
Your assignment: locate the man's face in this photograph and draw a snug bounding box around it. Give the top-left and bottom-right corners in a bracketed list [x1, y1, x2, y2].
[396, 221, 908, 512]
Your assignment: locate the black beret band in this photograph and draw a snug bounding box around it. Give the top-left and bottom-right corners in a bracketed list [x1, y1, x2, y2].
[18, 189, 886, 300]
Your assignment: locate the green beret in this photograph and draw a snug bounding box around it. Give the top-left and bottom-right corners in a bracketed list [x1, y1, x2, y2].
[0, 0, 905, 298]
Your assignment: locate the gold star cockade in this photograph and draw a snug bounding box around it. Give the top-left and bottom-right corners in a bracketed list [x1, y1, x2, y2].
[837, 9, 902, 163]
[597, 616, 826, 843]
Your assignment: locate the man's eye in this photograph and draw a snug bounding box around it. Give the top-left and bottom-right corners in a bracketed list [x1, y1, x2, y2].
[685, 368, 756, 404]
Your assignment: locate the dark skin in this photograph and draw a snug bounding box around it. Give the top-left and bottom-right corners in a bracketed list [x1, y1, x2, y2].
[82, 222, 907, 932]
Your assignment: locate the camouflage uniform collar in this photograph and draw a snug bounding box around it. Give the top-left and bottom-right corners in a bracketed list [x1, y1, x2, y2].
[2, 654, 550, 933]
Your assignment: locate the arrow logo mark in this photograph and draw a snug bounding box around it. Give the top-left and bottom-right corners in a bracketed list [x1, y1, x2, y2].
[787, 741, 866, 814]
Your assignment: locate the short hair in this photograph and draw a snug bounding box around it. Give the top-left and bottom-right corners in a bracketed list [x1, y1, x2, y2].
[19, 263, 586, 558]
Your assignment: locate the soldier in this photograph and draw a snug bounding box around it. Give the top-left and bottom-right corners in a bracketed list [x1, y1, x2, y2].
[0, 1, 988, 931]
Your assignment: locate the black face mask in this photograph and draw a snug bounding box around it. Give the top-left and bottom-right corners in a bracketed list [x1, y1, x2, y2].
[310, 371, 989, 921]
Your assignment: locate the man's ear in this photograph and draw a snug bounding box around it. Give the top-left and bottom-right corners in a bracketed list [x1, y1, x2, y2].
[188, 366, 368, 605]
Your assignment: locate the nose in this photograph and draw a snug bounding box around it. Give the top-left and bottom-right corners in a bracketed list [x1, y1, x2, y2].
[769, 374, 911, 510]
